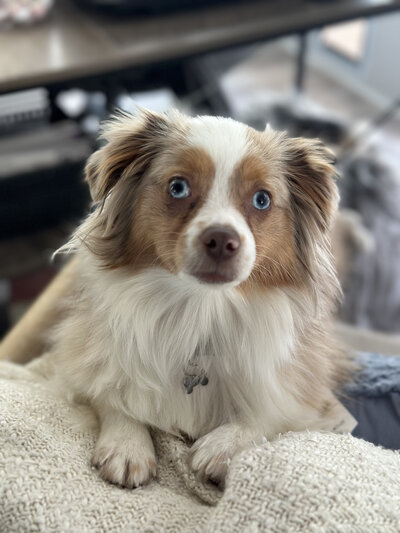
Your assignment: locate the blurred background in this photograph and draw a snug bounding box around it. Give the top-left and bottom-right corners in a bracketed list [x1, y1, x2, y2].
[1, 0, 400, 354]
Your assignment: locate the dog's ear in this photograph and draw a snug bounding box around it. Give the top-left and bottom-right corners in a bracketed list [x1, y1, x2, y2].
[85, 109, 169, 202]
[284, 137, 340, 286]
[285, 137, 339, 232]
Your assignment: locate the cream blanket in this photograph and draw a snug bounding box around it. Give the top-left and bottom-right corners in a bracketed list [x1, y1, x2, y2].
[1, 357, 400, 533]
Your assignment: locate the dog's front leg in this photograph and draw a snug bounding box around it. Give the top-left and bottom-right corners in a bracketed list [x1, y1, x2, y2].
[189, 423, 260, 487]
[91, 402, 156, 488]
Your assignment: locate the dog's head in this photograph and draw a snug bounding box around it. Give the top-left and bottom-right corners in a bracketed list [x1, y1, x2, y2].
[82, 109, 338, 292]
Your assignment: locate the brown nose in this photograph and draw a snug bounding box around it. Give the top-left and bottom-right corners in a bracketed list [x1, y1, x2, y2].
[200, 226, 241, 261]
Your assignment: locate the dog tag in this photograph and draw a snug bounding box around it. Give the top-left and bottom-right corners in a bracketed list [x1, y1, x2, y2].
[183, 362, 208, 394]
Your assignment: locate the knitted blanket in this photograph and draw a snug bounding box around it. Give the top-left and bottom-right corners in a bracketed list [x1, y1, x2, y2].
[1, 356, 400, 533]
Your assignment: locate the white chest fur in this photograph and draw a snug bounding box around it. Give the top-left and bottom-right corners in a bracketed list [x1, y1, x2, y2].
[74, 260, 313, 439]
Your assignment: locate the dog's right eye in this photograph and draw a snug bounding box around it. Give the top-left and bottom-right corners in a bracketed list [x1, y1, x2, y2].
[169, 177, 191, 199]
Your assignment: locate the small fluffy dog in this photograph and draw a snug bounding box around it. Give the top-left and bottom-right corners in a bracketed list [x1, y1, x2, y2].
[52, 109, 350, 489]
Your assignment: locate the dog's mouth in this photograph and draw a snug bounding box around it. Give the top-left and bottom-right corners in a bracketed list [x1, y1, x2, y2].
[192, 271, 235, 285]
[183, 255, 247, 286]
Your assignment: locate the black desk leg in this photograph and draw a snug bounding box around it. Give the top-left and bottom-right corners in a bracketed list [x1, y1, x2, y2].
[295, 32, 308, 94]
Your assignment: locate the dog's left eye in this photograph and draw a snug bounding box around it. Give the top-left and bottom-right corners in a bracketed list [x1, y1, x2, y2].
[169, 177, 191, 199]
[252, 190, 271, 210]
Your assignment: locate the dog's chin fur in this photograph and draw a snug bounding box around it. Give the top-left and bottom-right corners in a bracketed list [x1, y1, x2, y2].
[52, 109, 351, 488]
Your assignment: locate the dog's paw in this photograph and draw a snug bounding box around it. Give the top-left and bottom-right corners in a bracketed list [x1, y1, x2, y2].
[92, 444, 157, 489]
[189, 427, 238, 487]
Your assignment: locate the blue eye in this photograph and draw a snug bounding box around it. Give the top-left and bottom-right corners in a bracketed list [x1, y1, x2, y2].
[252, 190, 271, 210]
[169, 177, 191, 199]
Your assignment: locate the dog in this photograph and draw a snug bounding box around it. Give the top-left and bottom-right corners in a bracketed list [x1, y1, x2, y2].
[50, 109, 351, 489]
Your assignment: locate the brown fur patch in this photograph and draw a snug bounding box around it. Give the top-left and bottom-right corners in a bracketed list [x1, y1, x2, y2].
[285, 138, 338, 228]
[283, 137, 341, 312]
[236, 132, 340, 299]
[232, 151, 298, 292]
[83, 113, 216, 273]
[81, 110, 175, 269]
[130, 146, 216, 274]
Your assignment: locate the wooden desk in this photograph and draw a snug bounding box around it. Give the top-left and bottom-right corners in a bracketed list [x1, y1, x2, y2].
[1, 0, 400, 94]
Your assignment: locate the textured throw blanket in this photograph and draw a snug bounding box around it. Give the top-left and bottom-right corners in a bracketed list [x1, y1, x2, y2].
[1, 356, 400, 532]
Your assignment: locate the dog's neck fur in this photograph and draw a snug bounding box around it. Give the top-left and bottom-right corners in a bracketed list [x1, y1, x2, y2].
[84, 256, 297, 371]
[71, 250, 319, 437]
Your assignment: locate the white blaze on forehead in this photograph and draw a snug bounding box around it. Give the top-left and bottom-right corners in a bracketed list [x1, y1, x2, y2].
[187, 116, 249, 181]
[184, 116, 256, 282]
[187, 116, 249, 215]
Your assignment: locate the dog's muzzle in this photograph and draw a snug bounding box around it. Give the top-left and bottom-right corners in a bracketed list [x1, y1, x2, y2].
[188, 224, 244, 284]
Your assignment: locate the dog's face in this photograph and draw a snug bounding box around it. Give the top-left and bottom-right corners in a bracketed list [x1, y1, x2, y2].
[84, 110, 338, 291]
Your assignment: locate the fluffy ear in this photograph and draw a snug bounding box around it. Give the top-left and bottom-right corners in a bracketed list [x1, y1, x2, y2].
[285, 137, 339, 232]
[284, 137, 340, 290]
[85, 109, 170, 202]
